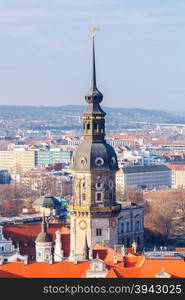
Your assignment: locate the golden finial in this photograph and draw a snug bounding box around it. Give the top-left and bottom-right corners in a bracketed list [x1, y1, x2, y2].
[91, 21, 100, 38]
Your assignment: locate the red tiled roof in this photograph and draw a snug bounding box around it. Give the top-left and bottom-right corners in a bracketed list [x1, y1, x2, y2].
[106, 268, 118, 278]
[0, 261, 90, 278]
[166, 164, 185, 171]
[4, 224, 70, 257]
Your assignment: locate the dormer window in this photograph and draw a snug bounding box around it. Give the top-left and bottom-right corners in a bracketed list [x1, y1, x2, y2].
[95, 157, 104, 166]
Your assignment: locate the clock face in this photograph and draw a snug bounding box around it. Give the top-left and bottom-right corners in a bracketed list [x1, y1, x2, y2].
[78, 220, 87, 230]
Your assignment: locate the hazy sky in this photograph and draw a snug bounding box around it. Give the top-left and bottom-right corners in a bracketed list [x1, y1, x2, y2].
[0, 0, 185, 110]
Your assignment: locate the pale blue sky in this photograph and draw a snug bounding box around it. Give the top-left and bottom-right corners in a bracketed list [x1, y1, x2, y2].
[0, 0, 185, 110]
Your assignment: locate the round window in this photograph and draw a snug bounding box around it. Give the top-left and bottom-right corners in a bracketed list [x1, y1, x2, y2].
[96, 182, 103, 190]
[95, 157, 104, 166]
[80, 157, 87, 166]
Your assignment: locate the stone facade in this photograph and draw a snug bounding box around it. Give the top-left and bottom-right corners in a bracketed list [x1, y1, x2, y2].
[0, 226, 25, 262]
[117, 203, 144, 250]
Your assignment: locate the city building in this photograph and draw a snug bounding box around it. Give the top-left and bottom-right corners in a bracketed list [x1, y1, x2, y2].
[167, 164, 185, 189]
[0, 169, 11, 184]
[33, 195, 62, 216]
[0, 150, 35, 174]
[0, 226, 25, 262]
[35, 150, 72, 167]
[117, 202, 144, 249]
[116, 165, 171, 192]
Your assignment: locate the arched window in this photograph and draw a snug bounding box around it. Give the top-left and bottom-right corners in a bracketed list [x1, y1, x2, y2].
[82, 193, 86, 201]
[126, 221, 130, 232]
[87, 123, 90, 130]
[136, 220, 140, 231]
[121, 222, 124, 233]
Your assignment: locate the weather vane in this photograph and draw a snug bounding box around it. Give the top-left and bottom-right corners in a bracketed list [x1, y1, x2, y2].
[91, 21, 100, 38]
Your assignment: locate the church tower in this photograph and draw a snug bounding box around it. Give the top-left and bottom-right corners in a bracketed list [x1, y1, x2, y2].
[69, 28, 121, 260]
[35, 216, 53, 262]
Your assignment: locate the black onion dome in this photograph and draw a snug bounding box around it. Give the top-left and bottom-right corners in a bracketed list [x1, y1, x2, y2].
[71, 141, 119, 172]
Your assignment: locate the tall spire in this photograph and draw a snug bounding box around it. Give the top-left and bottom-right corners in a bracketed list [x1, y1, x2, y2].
[85, 26, 103, 104]
[41, 214, 47, 233]
[91, 35, 96, 91]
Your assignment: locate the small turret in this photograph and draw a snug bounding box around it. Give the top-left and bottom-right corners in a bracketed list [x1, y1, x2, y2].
[35, 216, 53, 262]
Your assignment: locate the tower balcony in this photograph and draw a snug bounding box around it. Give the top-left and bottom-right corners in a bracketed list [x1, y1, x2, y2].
[67, 204, 121, 212]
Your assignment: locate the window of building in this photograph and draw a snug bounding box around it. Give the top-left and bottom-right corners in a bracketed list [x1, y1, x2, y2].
[126, 221, 130, 232]
[121, 222, 124, 233]
[81, 181, 86, 188]
[137, 236, 140, 246]
[136, 220, 140, 231]
[87, 123, 90, 130]
[109, 192, 113, 200]
[23, 241, 29, 247]
[93, 123, 98, 130]
[96, 182, 103, 190]
[96, 228, 102, 236]
[95, 157, 104, 166]
[82, 193, 86, 201]
[96, 192, 102, 202]
[126, 237, 130, 247]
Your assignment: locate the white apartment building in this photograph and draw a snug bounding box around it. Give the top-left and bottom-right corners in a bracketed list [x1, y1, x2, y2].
[116, 165, 171, 193]
[167, 164, 185, 189]
[117, 149, 165, 168]
[0, 149, 36, 174]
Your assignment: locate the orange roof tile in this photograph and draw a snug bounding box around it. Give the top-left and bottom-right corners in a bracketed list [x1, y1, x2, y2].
[106, 268, 118, 278]
[0, 261, 90, 278]
[166, 164, 185, 171]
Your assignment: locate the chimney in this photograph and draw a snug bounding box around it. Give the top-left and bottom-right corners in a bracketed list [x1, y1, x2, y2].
[122, 255, 126, 267]
[0, 256, 3, 265]
[24, 256, 28, 266]
[74, 256, 78, 265]
[49, 256, 53, 265]
[113, 253, 118, 265]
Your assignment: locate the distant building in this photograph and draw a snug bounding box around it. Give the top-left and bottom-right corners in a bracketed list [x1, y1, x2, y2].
[116, 165, 171, 192]
[35, 150, 72, 166]
[0, 170, 11, 184]
[118, 202, 144, 250]
[0, 150, 35, 174]
[33, 195, 62, 217]
[167, 164, 185, 189]
[0, 226, 25, 262]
